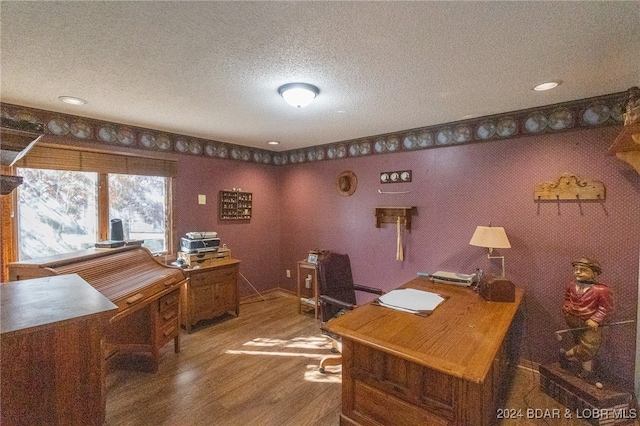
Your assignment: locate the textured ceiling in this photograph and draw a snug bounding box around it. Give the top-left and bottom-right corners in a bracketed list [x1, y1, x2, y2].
[1, 1, 638, 152]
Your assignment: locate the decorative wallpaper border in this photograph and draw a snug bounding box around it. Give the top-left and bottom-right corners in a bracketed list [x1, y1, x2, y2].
[0, 91, 628, 166]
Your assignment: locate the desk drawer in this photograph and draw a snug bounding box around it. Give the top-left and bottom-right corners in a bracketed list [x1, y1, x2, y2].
[352, 380, 449, 426]
[189, 271, 212, 287]
[350, 341, 455, 423]
[189, 265, 237, 287]
[111, 276, 182, 318]
[157, 320, 179, 347]
[158, 303, 179, 324]
[159, 290, 179, 313]
[210, 268, 236, 284]
[156, 289, 179, 347]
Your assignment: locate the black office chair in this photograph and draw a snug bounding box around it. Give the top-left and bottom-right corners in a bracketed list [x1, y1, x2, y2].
[317, 252, 383, 373]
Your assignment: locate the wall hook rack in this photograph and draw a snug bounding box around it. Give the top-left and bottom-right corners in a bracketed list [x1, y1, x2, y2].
[534, 173, 605, 201]
[375, 206, 417, 230]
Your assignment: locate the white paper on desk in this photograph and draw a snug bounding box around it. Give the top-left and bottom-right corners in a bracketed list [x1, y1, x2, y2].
[377, 288, 445, 312]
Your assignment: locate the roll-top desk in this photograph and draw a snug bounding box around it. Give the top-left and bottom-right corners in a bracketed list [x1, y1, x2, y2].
[8, 245, 186, 372]
[326, 276, 523, 426]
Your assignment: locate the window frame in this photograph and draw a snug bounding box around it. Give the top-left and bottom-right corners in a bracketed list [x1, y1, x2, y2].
[1, 142, 178, 280]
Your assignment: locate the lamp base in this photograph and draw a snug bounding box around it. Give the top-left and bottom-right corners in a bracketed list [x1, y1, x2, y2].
[479, 275, 515, 302]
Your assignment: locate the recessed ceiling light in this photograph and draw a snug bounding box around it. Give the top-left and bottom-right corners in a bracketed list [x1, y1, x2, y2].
[267, 141, 280, 145]
[533, 82, 560, 91]
[58, 96, 87, 105]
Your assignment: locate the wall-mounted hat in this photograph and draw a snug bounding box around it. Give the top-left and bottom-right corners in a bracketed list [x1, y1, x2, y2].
[337, 171, 357, 197]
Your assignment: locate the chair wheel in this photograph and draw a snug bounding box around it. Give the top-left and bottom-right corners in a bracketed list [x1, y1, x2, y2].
[319, 367, 325, 373]
[330, 347, 339, 354]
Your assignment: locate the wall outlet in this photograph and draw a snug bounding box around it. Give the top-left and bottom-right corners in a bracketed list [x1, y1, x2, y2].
[286, 269, 291, 278]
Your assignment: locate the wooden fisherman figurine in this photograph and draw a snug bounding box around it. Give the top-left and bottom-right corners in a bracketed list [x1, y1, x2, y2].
[561, 256, 613, 383]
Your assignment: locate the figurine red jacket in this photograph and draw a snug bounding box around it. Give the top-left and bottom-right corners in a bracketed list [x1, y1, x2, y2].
[562, 281, 613, 324]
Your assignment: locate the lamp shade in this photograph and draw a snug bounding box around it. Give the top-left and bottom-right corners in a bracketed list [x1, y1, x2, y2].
[278, 83, 319, 108]
[469, 226, 511, 249]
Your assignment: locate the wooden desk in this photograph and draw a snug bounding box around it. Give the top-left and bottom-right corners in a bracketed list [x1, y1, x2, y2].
[8, 246, 185, 372]
[326, 276, 523, 426]
[1, 274, 118, 426]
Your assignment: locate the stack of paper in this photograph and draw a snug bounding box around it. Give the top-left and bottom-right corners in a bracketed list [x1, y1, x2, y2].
[375, 288, 446, 316]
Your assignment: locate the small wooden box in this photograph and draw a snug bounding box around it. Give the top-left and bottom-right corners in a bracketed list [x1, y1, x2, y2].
[478, 276, 515, 302]
[178, 248, 231, 267]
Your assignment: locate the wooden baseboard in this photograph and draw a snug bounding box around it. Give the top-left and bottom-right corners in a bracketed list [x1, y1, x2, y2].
[240, 288, 297, 304]
[517, 358, 540, 373]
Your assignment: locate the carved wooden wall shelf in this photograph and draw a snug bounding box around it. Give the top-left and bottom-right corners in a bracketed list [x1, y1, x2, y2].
[534, 173, 605, 201]
[608, 119, 640, 174]
[375, 206, 416, 230]
[0, 122, 43, 195]
[608, 86, 640, 174]
[0, 175, 23, 196]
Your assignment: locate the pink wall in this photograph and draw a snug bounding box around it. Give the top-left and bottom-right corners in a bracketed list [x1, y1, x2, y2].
[277, 126, 639, 387]
[174, 125, 638, 387]
[175, 156, 282, 299]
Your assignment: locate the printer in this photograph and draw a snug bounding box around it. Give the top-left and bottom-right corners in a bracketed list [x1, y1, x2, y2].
[180, 236, 220, 253]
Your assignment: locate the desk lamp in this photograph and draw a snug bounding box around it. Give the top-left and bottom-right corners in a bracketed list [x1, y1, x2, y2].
[469, 225, 515, 302]
[469, 225, 511, 277]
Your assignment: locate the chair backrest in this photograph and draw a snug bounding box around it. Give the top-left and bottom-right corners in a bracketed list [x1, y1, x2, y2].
[317, 253, 357, 321]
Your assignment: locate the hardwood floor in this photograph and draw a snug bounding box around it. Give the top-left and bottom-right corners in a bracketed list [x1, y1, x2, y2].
[105, 293, 342, 426]
[105, 294, 632, 426]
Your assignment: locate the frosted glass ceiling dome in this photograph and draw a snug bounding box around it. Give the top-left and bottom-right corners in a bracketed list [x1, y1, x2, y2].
[278, 83, 319, 108]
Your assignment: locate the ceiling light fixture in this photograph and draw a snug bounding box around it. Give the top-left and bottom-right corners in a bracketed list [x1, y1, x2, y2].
[278, 83, 319, 108]
[533, 81, 560, 91]
[58, 96, 87, 105]
[267, 141, 280, 145]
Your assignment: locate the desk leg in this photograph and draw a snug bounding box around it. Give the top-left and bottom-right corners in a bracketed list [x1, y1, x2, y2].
[150, 338, 160, 373]
[181, 283, 192, 334]
[297, 265, 302, 314]
[314, 269, 319, 319]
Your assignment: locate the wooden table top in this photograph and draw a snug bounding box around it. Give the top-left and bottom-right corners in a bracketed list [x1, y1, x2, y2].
[325, 276, 523, 384]
[7, 245, 138, 268]
[183, 258, 241, 272]
[1, 273, 117, 336]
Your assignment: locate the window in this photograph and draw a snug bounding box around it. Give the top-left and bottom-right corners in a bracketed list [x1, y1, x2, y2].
[10, 145, 177, 262]
[108, 174, 167, 254]
[16, 168, 170, 260]
[17, 168, 98, 260]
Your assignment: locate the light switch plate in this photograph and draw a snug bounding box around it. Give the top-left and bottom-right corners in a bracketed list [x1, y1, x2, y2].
[198, 194, 206, 205]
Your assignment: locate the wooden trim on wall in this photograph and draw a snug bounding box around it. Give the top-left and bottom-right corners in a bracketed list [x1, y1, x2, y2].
[1, 90, 629, 168]
[168, 177, 177, 260]
[98, 174, 109, 242]
[1, 166, 18, 282]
